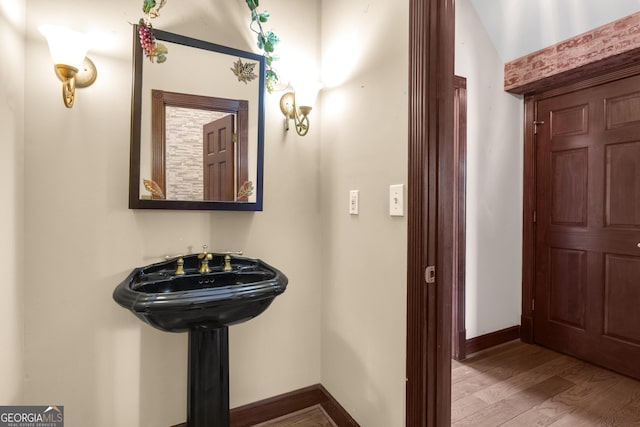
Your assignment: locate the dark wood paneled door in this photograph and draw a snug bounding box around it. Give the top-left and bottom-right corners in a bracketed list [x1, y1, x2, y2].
[534, 74, 640, 379]
[203, 115, 235, 201]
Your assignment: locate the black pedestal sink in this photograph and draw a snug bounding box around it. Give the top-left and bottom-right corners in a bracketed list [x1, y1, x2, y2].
[113, 253, 288, 427]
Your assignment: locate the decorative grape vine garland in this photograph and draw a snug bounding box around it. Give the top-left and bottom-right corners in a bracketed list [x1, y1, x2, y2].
[138, 0, 280, 92]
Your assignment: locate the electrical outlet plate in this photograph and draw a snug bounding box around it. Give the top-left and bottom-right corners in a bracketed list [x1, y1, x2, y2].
[389, 184, 404, 216]
[349, 190, 359, 215]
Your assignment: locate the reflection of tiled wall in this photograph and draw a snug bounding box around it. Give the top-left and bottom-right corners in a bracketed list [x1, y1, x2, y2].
[165, 107, 218, 200]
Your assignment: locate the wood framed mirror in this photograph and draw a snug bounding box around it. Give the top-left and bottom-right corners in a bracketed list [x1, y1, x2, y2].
[129, 26, 265, 210]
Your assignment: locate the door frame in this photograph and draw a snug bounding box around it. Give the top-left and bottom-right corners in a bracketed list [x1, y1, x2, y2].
[406, 0, 455, 425]
[452, 75, 467, 360]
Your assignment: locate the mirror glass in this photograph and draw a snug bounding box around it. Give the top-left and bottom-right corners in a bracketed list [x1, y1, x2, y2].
[129, 26, 265, 210]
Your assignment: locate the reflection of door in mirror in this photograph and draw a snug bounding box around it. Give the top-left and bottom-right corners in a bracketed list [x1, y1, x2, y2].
[151, 90, 249, 202]
[204, 115, 234, 201]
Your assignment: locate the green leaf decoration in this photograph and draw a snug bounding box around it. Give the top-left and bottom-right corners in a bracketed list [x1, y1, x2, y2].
[266, 31, 280, 45]
[263, 31, 278, 53]
[143, 0, 156, 14]
[259, 11, 270, 23]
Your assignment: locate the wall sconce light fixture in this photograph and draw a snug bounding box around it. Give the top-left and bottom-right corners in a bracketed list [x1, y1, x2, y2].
[39, 25, 97, 108]
[279, 81, 322, 136]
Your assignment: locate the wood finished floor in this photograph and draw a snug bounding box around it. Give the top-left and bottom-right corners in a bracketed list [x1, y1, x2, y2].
[251, 405, 337, 427]
[452, 340, 640, 426]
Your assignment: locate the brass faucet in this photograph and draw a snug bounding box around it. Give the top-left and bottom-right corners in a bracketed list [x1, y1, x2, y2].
[198, 245, 213, 274]
[175, 257, 185, 275]
[223, 254, 232, 272]
[223, 251, 243, 272]
[163, 254, 187, 275]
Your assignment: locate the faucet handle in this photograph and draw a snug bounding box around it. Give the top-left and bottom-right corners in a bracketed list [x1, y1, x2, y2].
[222, 251, 243, 272]
[198, 245, 212, 260]
[175, 257, 185, 275]
[223, 251, 243, 256]
[198, 245, 213, 274]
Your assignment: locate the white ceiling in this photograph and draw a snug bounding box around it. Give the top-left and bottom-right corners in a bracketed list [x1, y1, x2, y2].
[470, 0, 640, 62]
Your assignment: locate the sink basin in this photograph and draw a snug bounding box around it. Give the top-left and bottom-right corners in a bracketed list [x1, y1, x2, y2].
[113, 254, 288, 332]
[113, 253, 288, 426]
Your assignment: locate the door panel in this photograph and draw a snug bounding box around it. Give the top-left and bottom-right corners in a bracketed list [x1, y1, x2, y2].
[550, 104, 589, 137]
[605, 92, 640, 130]
[549, 248, 587, 329]
[535, 74, 640, 379]
[203, 115, 235, 201]
[606, 141, 640, 227]
[604, 255, 640, 344]
[551, 149, 588, 226]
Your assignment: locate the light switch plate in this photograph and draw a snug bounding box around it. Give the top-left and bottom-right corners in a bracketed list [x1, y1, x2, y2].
[389, 184, 404, 216]
[349, 190, 359, 215]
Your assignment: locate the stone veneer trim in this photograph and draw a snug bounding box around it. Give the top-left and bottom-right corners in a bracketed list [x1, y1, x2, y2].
[504, 12, 640, 94]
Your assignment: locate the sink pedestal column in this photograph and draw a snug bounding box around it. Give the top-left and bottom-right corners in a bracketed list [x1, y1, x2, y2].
[187, 327, 230, 427]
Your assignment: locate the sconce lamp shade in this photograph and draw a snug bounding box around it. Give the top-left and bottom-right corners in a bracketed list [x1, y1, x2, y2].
[39, 25, 96, 108]
[39, 25, 90, 69]
[293, 81, 323, 110]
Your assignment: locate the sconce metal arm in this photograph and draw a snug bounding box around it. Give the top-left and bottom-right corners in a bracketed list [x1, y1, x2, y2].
[279, 92, 311, 136]
[55, 64, 78, 108]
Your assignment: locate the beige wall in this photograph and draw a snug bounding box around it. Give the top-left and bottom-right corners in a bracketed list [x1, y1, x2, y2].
[319, 1, 409, 426]
[0, 0, 25, 405]
[455, 0, 524, 338]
